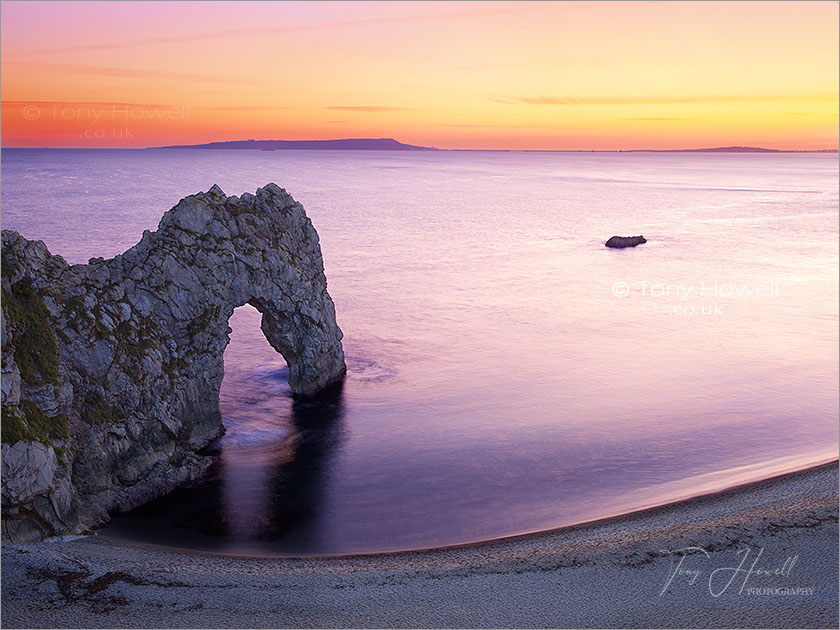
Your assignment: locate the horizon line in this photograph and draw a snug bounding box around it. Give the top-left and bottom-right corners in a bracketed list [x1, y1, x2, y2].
[2, 145, 838, 152]
[2, 137, 838, 152]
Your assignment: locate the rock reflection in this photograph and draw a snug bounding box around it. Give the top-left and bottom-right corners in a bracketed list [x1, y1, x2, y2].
[219, 382, 346, 551]
[100, 382, 346, 554]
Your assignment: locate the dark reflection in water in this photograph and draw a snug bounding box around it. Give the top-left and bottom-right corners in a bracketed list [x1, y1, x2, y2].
[255, 384, 345, 549]
[103, 383, 345, 555]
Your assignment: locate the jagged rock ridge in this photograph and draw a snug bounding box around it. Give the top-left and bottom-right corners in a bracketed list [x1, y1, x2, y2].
[1, 183, 346, 541]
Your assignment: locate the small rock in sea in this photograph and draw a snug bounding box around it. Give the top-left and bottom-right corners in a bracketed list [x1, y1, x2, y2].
[605, 235, 647, 248]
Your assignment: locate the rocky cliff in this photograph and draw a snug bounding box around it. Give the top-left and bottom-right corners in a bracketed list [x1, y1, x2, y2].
[1, 183, 346, 541]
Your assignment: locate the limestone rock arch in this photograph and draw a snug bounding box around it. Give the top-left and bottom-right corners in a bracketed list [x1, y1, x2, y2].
[1, 183, 345, 540]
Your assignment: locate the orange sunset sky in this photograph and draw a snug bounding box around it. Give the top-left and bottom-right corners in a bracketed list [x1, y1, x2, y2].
[1, 0, 838, 150]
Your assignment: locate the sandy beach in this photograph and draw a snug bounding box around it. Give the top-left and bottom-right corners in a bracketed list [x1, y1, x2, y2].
[1, 461, 837, 629]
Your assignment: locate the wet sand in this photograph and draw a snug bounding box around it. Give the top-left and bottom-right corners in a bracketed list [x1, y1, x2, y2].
[1, 461, 837, 628]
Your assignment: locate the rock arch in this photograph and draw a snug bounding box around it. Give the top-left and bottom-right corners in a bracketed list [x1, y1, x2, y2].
[1, 184, 345, 540]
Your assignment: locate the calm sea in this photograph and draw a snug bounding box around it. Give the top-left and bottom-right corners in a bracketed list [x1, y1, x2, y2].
[2, 148, 838, 555]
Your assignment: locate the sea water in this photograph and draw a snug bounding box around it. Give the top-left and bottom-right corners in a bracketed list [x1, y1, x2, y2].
[2, 148, 837, 554]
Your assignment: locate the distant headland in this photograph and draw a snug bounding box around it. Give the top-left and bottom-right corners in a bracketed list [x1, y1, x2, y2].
[623, 146, 837, 153]
[6, 139, 835, 152]
[144, 139, 836, 153]
[149, 138, 436, 151]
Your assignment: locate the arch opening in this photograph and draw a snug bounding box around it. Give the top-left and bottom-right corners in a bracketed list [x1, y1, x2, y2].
[219, 304, 293, 437]
[207, 303, 347, 548]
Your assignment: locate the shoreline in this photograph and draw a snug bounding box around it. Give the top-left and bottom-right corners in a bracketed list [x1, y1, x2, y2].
[2, 460, 837, 628]
[100, 456, 839, 560]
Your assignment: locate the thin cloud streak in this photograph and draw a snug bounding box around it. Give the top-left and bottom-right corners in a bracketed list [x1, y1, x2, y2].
[326, 106, 409, 112]
[25, 5, 540, 56]
[771, 112, 840, 117]
[623, 117, 695, 121]
[9, 62, 250, 84]
[2, 100, 179, 109]
[490, 93, 839, 106]
[438, 122, 553, 128]
[206, 105, 301, 111]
